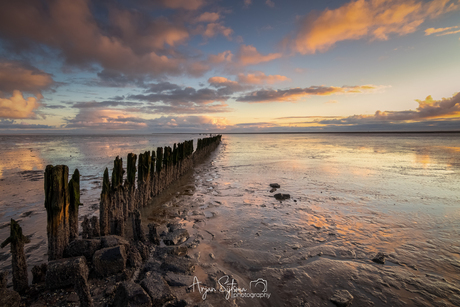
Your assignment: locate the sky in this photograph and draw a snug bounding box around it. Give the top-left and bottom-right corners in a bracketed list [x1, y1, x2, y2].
[0, 0, 459, 133]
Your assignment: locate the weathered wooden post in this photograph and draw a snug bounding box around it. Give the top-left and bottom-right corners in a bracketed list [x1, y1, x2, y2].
[132, 209, 145, 242]
[125, 153, 137, 213]
[110, 156, 125, 236]
[99, 168, 110, 236]
[1, 219, 30, 293]
[68, 169, 80, 242]
[44, 165, 70, 261]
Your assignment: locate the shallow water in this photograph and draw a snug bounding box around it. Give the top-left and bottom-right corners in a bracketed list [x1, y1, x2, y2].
[145, 133, 460, 306]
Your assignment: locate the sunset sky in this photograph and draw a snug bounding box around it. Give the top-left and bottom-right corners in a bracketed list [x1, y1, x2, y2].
[0, 0, 459, 133]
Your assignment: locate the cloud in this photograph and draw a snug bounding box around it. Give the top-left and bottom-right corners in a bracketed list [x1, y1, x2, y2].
[154, 0, 205, 10]
[124, 81, 232, 114]
[0, 0, 207, 78]
[236, 45, 282, 65]
[208, 51, 234, 64]
[197, 23, 234, 40]
[244, 0, 252, 8]
[195, 12, 220, 23]
[237, 72, 291, 84]
[318, 92, 460, 125]
[0, 119, 53, 129]
[208, 76, 249, 94]
[65, 108, 229, 131]
[325, 100, 338, 104]
[425, 25, 458, 35]
[237, 85, 384, 103]
[288, 0, 460, 54]
[72, 100, 143, 109]
[0, 60, 55, 96]
[266, 0, 275, 8]
[0, 90, 42, 119]
[436, 29, 460, 36]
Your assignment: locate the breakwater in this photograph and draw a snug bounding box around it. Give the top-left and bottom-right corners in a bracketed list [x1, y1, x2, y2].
[0, 135, 221, 306]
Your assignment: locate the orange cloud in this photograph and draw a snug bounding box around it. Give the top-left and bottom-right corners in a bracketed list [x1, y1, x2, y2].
[237, 45, 282, 65]
[237, 85, 384, 103]
[0, 61, 55, 96]
[425, 25, 458, 35]
[237, 72, 291, 84]
[289, 0, 460, 54]
[0, 90, 42, 119]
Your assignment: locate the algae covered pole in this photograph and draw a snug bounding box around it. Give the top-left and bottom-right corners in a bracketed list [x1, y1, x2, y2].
[68, 169, 81, 242]
[1, 219, 30, 293]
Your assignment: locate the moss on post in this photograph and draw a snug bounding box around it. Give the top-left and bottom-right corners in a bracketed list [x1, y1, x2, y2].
[68, 169, 80, 241]
[1, 219, 30, 293]
[44, 165, 70, 261]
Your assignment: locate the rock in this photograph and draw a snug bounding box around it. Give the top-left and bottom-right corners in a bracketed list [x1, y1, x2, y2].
[164, 272, 194, 287]
[330, 289, 353, 307]
[64, 239, 101, 261]
[46, 256, 89, 290]
[270, 183, 280, 188]
[127, 246, 143, 268]
[100, 235, 130, 250]
[163, 229, 189, 246]
[113, 281, 152, 307]
[269, 188, 276, 193]
[93, 245, 127, 277]
[160, 256, 195, 274]
[140, 271, 174, 306]
[372, 252, 385, 264]
[31, 263, 47, 284]
[148, 223, 168, 244]
[274, 193, 290, 201]
[0, 288, 21, 307]
[0, 270, 7, 288]
[209, 253, 215, 259]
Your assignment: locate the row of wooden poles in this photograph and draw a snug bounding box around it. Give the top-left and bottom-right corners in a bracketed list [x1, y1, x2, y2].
[1, 135, 222, 293]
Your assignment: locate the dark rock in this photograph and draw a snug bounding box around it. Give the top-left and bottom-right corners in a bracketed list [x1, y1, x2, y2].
[101, 235, 130, 250]
[93, 245, 127, 277]
[0, 270, 7, 288]
[164, 229, 189, 246]
[82, 216, 100, 239]
[160, 256, 195, 274]
[74, 273, 94, 307]
[31, 263, 47, 284]
[164, 272, 194, 287]
[64, 239, 101, 261]
[274, 193, 290, 201]
[269, 188, 276, 193]
[0, 288, 21, 307]
[269, 183, 280, 188]
[46, 256, 89, 290]
[127, 246, 143, 268]
[140, 271, 175, 306]
[372, 252, 385, 264]
[113, 281, 152, 307]
[330, 289, 353, 307]
[157, 246, 187, 258]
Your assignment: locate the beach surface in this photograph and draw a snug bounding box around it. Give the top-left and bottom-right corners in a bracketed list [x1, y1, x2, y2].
[2, 133, 460, 306]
